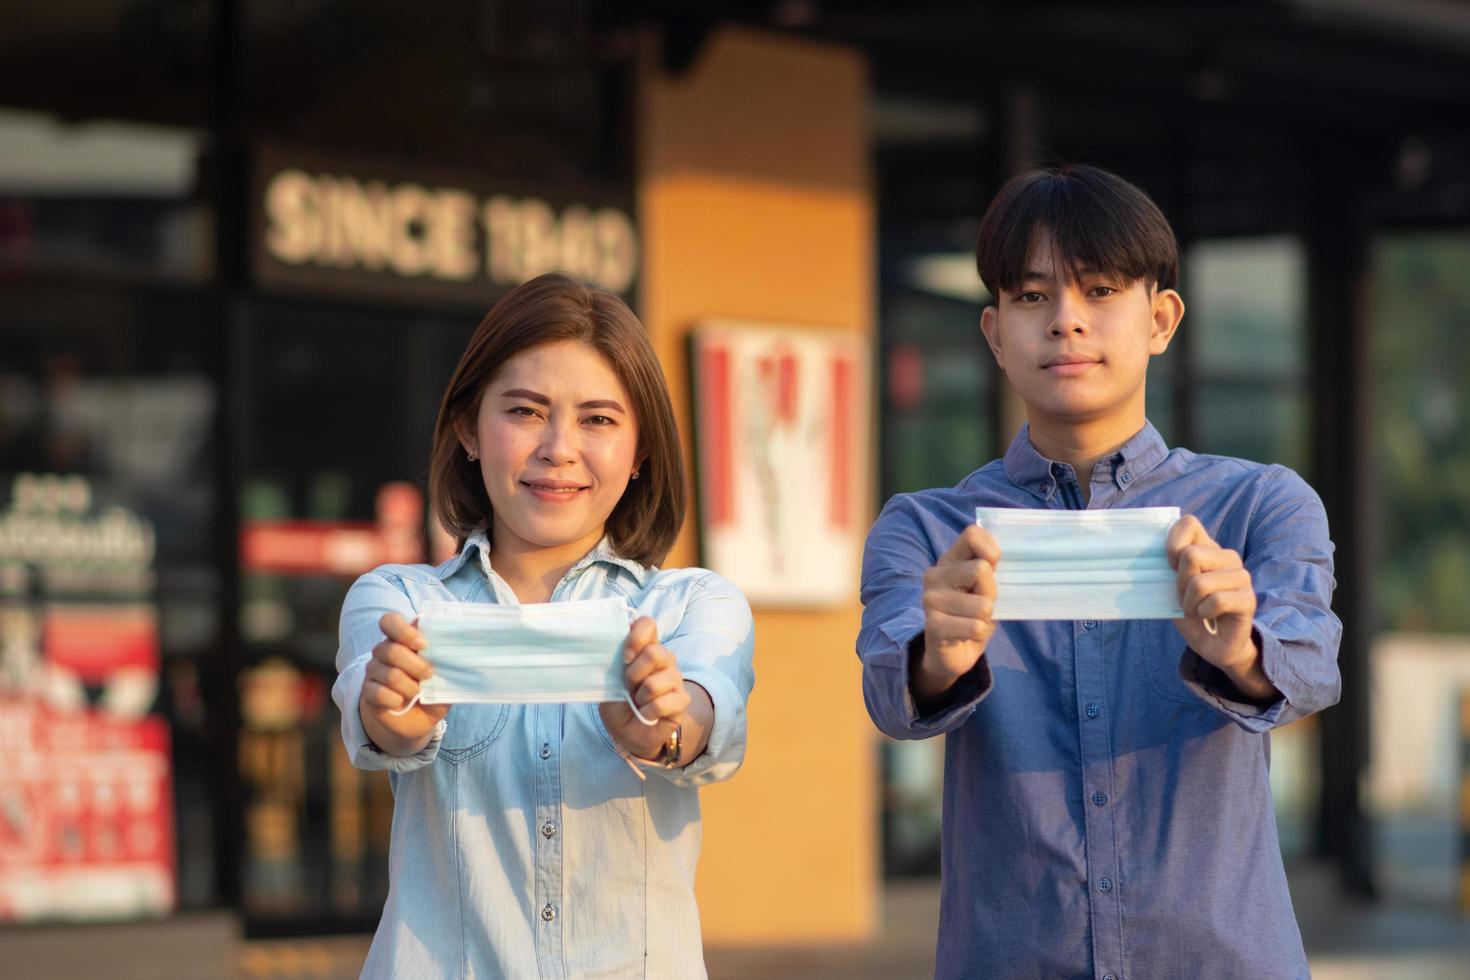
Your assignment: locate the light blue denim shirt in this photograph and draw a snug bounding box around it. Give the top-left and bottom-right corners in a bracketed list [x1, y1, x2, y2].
[331, 530, 755, 979]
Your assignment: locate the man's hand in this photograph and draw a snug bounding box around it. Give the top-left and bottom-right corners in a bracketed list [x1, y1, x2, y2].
[915, 525, 1001, 705]
[1167, 515, 1277, 701]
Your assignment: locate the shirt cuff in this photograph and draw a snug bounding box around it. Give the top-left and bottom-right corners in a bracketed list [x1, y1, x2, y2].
[661, 666, 746, 787]
[333, 654, 446, 772]
[898, 628, 992, 735]
[1177, 624, 1299, 733]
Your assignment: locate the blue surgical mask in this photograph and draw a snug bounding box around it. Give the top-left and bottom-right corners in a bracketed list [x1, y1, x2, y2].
[975, 506, 1211, 630]
[390, 598, 659, 724]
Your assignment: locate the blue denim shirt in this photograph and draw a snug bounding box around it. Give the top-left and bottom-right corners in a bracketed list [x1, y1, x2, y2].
[858, 422, 1341, 980]
[332, 531, 755, 979]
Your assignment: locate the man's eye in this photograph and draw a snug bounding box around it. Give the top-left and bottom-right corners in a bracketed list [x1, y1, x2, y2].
[1017, 292, 1045, 303]
[1090, 286, 1117, 297]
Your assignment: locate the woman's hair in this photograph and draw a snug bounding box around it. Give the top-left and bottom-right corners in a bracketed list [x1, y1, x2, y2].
[429, 272, 685, 567]
[975, 164, 1180, 295]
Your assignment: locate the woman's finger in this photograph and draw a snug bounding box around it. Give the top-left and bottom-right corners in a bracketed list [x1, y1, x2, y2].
[379, 612, 428, 652]
[373, 639, 434, 680]
[636, 686, 691, 721]
[368, 663, 422, 701]
[634, 668, 684, 707]
[625, 641, 677, 690]
[363, 678, 407, 710]
[623, 616, 659, 663]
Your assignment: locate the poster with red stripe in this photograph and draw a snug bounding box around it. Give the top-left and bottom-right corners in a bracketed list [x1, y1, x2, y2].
[691, 323, 869, 606]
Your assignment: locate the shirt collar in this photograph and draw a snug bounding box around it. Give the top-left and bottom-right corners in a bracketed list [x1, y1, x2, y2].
[1002, 420, 1170, 500]
[448, 528, 651, 587]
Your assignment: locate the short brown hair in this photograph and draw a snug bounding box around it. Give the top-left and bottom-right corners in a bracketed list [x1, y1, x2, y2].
[975, 164, 1180, 295]
[429, 273, 685, 567]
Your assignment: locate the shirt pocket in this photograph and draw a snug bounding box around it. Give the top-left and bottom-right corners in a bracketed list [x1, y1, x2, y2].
[436, 703, 510, 762]
[1143, 634, 1212, 707]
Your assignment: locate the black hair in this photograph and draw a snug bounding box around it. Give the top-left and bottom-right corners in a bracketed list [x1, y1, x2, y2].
[975, 164, 1180, 295]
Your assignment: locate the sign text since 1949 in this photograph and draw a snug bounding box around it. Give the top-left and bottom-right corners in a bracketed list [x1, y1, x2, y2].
[262, 169, 639, 295]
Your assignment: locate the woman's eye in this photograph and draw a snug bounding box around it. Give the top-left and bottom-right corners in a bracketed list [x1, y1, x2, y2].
[584, 415, 615, 426]
[509, 406, 540, 418]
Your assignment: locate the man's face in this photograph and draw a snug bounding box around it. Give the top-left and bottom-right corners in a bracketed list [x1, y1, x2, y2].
[980, 236, 1182, 429]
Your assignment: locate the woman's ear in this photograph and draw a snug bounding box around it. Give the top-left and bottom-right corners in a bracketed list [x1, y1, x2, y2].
[454, 414, 479, 460]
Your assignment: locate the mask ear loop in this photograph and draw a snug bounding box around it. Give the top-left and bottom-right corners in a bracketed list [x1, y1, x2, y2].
[1203, 617, 1219, 636]
[388, 693, 421, 717]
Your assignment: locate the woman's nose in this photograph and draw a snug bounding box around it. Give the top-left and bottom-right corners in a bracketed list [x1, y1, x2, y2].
[537, 418, 578, 464]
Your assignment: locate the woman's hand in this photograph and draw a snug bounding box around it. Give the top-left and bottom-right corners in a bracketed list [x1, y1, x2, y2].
[599, 616, 693, 761]
[359, 612, 449, 755]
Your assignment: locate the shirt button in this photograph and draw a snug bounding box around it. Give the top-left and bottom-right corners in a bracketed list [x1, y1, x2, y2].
[541, 903, 556, 922]
[1097, 877, 1114, 893]
[1083, 620, 1097, 630]
[539, 744, 551, 760]
[1103, 974, 1118, 980]
[1120, 471, 1132, 484]
[541, 821, 557, 838]
[1085, 703, 1101, 719]
[1037, 483, 1049, 495]
[1092, 792, 1108, 807]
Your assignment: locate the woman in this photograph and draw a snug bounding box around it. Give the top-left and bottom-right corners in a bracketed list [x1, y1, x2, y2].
[331, 273, 755, 978]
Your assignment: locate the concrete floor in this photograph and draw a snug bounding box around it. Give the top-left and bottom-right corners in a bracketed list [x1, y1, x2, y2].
[1, 861, 1466, 979]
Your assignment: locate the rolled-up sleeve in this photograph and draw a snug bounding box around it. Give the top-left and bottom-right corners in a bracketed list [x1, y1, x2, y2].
[1180, 467, 1343, 732]
[657, 572, 755, 788]
[859, 494, 992, 740]
[332, 570, 446, 772]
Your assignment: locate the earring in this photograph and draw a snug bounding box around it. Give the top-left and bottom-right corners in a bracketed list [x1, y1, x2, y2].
[467, 449, 479, 462]
[630, 470, 640, 480]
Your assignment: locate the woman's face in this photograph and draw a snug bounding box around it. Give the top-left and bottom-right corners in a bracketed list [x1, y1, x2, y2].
[462, 340, 641, 560]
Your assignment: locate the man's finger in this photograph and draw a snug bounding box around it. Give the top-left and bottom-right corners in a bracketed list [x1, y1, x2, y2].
[927, 609, 994, 647]
[1166, 515, 1213, 566]
[922, 589, 994, 621]
[939, 525, 1002, 567]
[1180, 568, 1252, 616]
[1175, 544, 1243, 581]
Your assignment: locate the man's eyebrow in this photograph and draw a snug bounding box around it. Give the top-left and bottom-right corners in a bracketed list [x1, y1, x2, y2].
[499, 389, 627, 413]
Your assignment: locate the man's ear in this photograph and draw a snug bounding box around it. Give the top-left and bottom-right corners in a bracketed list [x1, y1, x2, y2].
[1149, 288, 1185, 355]
[979, 306, 1005, 370]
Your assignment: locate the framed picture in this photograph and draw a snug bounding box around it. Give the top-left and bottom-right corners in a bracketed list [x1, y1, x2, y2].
[690, 321, 870, 607]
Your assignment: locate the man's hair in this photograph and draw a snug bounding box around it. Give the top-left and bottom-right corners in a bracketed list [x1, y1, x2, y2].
[975, 164, 1180, 295]
[429, 272, 685, 567]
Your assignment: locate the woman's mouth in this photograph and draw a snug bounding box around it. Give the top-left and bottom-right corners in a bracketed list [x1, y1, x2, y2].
[522, 480, 588, 502]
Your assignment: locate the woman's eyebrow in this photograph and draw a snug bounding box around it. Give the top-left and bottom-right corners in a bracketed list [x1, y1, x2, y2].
[500, 388, 626, 413]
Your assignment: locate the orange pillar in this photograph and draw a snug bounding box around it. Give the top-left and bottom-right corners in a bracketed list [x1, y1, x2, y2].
[638, 27, 878, 943]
